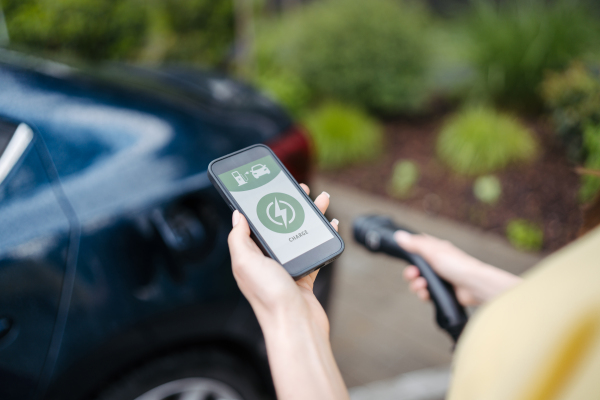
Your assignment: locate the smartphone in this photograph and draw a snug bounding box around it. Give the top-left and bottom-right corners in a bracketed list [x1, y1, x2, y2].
[208, 144, 344, 279]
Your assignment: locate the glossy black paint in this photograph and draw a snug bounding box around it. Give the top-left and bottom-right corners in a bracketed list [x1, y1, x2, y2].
[0, 137, 72, 399]
[0, 51, 332, 400]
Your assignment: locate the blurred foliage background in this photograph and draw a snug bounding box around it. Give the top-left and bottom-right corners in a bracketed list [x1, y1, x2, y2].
[2, 0, 600, 250]
[254, 0, 432, 115]
[461, 0, 599, 112]
[1, 0, 234, 64]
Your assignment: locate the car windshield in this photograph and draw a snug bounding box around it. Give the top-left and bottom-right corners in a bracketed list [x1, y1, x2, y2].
[0, 120, 15, 155]
[0, 122, 34, 185]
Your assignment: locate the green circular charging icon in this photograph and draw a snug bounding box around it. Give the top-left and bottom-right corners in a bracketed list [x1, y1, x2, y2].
[257, 192, 305, 234]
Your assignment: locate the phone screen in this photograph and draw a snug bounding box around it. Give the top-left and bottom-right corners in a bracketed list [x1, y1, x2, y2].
[218, 155, 333, 264]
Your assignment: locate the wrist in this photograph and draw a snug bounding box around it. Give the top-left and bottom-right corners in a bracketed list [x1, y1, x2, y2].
[256, 298, 322, 339]
[467, 262, 522, 303]
[258, 305, 347, 400]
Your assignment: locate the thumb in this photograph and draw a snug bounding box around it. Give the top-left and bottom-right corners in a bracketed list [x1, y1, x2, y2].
[394, 231, 443, 272]
[394, 231, 427, 255]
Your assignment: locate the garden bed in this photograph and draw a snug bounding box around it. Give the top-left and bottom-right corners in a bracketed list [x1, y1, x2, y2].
[320, 116, 582, 252]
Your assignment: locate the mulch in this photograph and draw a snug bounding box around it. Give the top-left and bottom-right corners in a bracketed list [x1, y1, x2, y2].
[320, 116, 583, 252]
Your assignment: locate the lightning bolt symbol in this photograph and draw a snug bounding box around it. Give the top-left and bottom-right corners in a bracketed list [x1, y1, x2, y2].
[273, 197, 288, 228]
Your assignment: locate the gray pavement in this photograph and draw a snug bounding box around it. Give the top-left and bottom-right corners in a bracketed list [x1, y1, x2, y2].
[350, 366, 451, 400]
[312, 177, 543, 394]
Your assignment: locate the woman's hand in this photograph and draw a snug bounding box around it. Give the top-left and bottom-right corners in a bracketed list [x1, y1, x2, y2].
[227, 184, 348, 400]
[228, 184, 337, 331]
[395, 232, 522, 306]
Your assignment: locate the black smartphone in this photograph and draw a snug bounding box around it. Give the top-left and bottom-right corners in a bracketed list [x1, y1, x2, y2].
[208, 144, 344, 279]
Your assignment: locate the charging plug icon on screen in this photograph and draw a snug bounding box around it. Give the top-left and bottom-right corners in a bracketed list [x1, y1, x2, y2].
[231, 170, 248, 186]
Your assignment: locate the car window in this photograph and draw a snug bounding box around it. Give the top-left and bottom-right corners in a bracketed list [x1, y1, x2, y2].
[0, 120, 70, 399]
[0, 122, 34, 187]
[0, 119, 17, 156]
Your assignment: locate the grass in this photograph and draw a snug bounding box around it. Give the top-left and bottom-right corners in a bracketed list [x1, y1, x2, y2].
[506, 219, 544, 251]
[437, 106, 538, 176]
[388, 160, 419, 198]
[302, 103, 383, 169]
[473, 175, 502, 205]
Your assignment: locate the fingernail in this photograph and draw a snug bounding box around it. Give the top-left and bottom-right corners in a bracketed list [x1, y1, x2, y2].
[394, 230, 411, 245]
[232, 210, 240, 227]
[331, 218, 339, 225]
[322, 191, 330, 198]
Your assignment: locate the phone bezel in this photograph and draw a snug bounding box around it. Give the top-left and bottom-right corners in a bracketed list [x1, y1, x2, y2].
[208, 144, 344, 279]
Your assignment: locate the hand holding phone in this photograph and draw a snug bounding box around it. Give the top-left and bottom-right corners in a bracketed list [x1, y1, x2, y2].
[209, 145, 344, 279]
[227, 188, 336, 317]
[227, 193, 349, 400]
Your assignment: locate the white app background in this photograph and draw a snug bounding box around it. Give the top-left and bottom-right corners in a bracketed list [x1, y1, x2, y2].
[231, 171, 333, 264]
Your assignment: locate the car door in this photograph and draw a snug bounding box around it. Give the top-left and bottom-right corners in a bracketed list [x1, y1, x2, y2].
[0, 120, 74, 400]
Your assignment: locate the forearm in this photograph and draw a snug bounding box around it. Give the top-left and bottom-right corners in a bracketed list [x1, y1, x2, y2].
[463, 261, 523, 304]
[257, 308, 349, 400]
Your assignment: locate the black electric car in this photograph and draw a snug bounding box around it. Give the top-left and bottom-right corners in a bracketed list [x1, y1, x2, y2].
[0, 50, 333, 400]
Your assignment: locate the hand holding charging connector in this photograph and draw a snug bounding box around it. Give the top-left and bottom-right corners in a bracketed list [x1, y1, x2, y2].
[353, 215, 468, 342]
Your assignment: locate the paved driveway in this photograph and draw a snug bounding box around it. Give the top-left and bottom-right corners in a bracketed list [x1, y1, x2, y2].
[313, 177, 543, 397]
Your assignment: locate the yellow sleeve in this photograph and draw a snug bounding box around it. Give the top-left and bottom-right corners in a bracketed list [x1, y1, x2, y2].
[448, 226, 600, 400]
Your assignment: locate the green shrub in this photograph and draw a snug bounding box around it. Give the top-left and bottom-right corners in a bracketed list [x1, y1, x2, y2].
[541, 62, 600, 162]
[580, 124, 600, 203]
[161, 0, 234, 66]
[253, 18, 313, 116]
[437, 107, 537, 176]
[3, 0, 234, 66]
[388, 160, 419, 198]
[463, 0, 599, 111]
[254, 70, 312, 118]
[540, 63, 600, 203]
[473, 175, 502, 204]
[506, 219, 544, 251]
[303, 103, 383, 169]
[256, 0, 433, 114]
[3, 0, 148, 61]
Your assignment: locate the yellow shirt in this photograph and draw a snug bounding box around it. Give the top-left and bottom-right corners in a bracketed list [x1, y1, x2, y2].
[449, 226, 600, 400]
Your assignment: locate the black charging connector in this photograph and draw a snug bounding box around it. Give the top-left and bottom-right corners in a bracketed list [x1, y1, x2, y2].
[353, 215, 468, 342]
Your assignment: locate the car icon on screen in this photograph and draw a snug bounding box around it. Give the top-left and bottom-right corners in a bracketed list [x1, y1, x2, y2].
[251, 164, 270, 178]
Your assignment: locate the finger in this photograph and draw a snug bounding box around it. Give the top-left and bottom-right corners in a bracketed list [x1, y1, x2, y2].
[232, 209, 240, 228]
[314, 191, 330, 214]
[394, 231, 436, 256]
[300, 183, 310, 195]
[304, 268, 320, 287]
[417, 289, 430, 301]
[330, 218, 339, 232]
[228, 212, 259, 259]
[295, 268, 321, 293]
[394, 231, 418, 252]
[403, 266, 420, 281]
[409, 276, 427, 293]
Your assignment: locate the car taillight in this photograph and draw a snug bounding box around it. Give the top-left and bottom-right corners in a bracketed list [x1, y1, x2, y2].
[267, 125, 313, 184]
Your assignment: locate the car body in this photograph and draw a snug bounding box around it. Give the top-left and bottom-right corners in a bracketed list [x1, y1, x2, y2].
[0, 50, 332, 400]
[250, 164, 270, 179]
